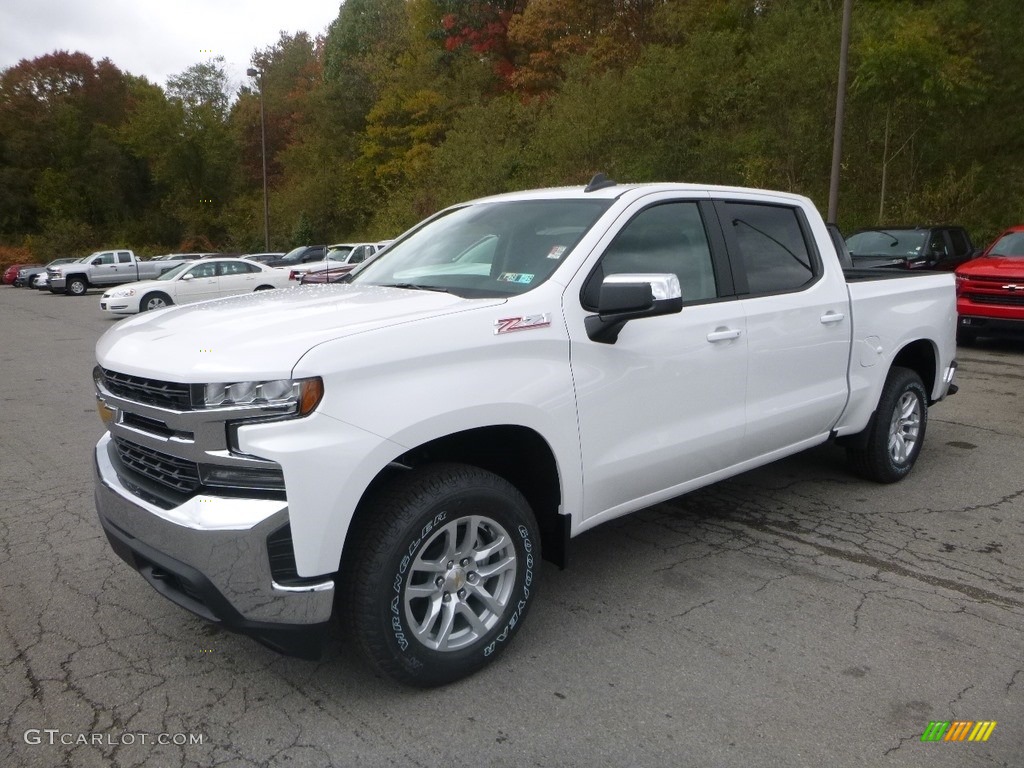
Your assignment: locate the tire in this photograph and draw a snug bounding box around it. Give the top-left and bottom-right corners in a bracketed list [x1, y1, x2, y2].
[140, 292, 172, 312]
[343, 463, 540, 687]
[66, 277, 88, 296]
[847, 366, 928, 483]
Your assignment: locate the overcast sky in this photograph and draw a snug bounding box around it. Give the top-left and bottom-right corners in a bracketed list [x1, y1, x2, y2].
[0, 0, 341, 90]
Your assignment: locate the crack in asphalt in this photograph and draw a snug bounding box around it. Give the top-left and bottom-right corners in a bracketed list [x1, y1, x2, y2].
[727, 517, 1024, 610]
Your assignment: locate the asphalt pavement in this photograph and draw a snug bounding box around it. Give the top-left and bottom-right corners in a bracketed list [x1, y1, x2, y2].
[1, 285, 1021, 767]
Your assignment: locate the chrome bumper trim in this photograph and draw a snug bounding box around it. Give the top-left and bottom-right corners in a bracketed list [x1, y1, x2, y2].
[94, 433, 334, 625]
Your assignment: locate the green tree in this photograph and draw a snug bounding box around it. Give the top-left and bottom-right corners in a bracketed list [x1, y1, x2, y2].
[849, 1, 985, 224]
[124, 57, 238, 244]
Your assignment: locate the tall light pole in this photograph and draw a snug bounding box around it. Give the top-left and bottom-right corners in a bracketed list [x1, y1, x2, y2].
[827, 0, 853, 223]
[246, 67, 270, 250]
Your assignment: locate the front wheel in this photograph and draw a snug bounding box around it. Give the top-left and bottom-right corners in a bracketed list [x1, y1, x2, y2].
[140, 292, 172, 312]
[847, 366, 928, 483]
[343, 463, 540, 687]
[66, 277, 87, 296]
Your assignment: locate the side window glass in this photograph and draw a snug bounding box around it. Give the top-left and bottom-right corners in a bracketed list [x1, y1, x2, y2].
[189, 262, 217, 279]
[350, 246, 370, 264]
[929, 233, 948, 258]
[948, 229, 969, 256]
[724, 203, 815, 294]
[99, 253, 115, 265]
[583, 202, 717, 308]
[117, 252, 132, 263]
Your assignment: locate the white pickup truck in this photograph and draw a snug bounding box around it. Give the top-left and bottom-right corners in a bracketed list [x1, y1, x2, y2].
[93, 180, 958, 686]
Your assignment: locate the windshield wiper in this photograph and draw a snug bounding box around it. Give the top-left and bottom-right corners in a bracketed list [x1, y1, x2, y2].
[379, 282, 455, 294]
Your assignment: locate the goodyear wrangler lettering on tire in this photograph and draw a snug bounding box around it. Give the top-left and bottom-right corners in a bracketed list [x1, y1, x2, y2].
[344, 463, 541, 687]
[484, 523, 536, 658]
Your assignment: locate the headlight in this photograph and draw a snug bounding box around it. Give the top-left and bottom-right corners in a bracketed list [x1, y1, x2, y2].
[201, 377, 323, 415]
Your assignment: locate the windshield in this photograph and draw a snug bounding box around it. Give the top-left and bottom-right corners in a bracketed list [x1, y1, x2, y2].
[327, 247, 353, 262]
[157, 263, 190, 281]
[350, 199, 612, 297]
[988, 231, 1024, 258]
[846, 229, 927, 259]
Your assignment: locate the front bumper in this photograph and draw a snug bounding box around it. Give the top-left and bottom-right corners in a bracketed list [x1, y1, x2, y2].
[99, 296, 136, 313]
[94, 433, 334, 658]
[959, 314, 1024, 336]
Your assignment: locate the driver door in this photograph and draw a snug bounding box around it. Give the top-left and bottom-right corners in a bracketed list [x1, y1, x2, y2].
[566, 196, 747, 521]
[175, 261, 220, 303]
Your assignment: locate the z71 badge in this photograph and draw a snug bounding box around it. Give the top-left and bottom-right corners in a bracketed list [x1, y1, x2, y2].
[494, 314, 552, 334]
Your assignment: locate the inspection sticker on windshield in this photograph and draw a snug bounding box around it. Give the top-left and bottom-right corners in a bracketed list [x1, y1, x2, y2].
[498, 272, 534, 284]
[547, 246, 567, 260]
[494, 313, 552, 334]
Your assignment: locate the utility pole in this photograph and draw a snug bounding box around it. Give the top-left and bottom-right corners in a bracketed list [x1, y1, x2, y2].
[827, 0, 853, 223]
[246, 67, 270, 250]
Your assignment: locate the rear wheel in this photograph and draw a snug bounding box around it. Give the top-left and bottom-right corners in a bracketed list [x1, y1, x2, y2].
[140, 292, 172, 312]
[343, 463, 540, 687]
[847, 366, 928, 483]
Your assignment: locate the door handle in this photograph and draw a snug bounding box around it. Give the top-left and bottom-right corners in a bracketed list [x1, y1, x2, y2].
[706, 328, 742, 342]
[820, 312, 846, 324]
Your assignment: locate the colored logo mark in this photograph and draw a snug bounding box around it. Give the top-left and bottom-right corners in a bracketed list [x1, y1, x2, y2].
[921, 721, 996, 742]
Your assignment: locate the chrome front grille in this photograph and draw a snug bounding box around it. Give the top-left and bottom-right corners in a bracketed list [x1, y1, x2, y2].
[100, 369, 288, 500]
[114, 438, 202, 494]
[101, 368, 193, 410]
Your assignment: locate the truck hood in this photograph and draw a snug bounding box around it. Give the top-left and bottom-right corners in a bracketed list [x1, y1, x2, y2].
[957, 257, 1024, 279]
[96, 285, 505, 382]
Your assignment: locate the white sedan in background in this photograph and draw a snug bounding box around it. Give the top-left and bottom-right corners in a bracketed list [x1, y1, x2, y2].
[99, 258, 291, 315]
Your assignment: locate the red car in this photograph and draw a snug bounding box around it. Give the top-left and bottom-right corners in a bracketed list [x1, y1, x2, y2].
[955, 225, 1024, 343]
[3, 263, 31, 285]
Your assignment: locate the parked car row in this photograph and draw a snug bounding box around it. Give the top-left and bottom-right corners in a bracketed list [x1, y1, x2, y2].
[841, 224, 1024, 344]
[99, 257, 293, 314]
[6, 239, 395, 314]
[294, 241, 392, 283]
[2, 258, 77, 287]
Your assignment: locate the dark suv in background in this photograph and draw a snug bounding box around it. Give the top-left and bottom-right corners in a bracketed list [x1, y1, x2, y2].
[846, 226, 979, 271]
[264, 245, 327, 269]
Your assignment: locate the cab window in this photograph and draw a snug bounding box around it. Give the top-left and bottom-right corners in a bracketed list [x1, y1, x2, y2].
[720, 202, 816, 294]
[583, 202, 717, 309]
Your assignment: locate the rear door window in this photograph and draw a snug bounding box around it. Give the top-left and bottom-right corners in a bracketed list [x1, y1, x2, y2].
[717, 202, 817, 295]
[948, 229, 970, 257]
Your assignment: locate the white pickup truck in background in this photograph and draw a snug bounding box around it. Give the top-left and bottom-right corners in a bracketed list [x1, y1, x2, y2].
[92, 180, 957, 686]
